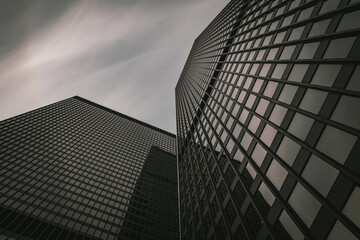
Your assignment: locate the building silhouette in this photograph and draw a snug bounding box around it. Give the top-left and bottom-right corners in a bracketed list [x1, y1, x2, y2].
[176, 0, 360, 239]
[0, 96, 178, 240]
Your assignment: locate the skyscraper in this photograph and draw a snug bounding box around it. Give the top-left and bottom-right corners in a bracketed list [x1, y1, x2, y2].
[0, 96, 178, 240]
[176, 0, 360, 239]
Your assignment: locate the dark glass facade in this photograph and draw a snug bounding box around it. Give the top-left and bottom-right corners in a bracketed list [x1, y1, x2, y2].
[0, 96, 178, 240]
[176, 0, 360, 239]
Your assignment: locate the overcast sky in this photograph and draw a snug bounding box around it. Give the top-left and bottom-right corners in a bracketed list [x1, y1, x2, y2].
[0, 0, 228, 133]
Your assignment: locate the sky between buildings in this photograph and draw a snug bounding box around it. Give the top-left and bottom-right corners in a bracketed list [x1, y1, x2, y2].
[0, 0, 229, 133]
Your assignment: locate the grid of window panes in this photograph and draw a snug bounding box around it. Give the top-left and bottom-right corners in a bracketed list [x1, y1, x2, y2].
[176, 0, 360, 239]
[0, 96, 176, 240]
[119, 146, 178, 240]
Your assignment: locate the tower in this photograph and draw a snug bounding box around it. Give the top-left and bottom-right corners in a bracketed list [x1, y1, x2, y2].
[176, 0, 360, 239]
[0, 96, 178, 240]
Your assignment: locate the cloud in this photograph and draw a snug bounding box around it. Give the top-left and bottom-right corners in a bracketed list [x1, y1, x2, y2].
[0, 0, 229, 133]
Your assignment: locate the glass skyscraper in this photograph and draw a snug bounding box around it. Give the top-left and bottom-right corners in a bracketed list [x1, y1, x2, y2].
[0, 96, 178, 240]
[176, 0, 360, 239]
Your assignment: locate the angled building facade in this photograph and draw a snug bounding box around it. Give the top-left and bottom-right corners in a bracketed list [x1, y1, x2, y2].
[176, 0, 360, 239]
[0, 96, 178, 240]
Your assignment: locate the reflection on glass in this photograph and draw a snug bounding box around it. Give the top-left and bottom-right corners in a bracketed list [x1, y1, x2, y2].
[302, 155, 339, 196]
[279, 210, 304, 240]
[299, 89, 327, 114]
[323, 37, 355, 58]
[288, 64, 308, 82]
[308, 19, 330, 37]
[311, 64, 341, 87]
[298, 42, 319, 59]
[278, 84, 298, 104]
[266, 159, 287, 190]
[287, 113, 314, 141]
[276, 136, 300, 166]
[316, 125, 357, 165]
[269, 104, 287, 126]
[288, 182, 321, 227]
[331, 95, 360, 130]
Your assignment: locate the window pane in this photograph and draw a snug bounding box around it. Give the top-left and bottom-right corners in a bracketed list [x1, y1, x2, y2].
[241, 132, 252, 150]
[271, 64, 287, 79]
[266, 48, 279, 60]
[346, 66, 360, 91]
[288, 182, 321, 227]
[288, 26, 305, 41]
[278, 84, 298, 104]
[279, 210, 304, 240]
[336, 10, 360, 32]
[266, 159, 287, 190]
[234, 148, 244, 162]
[342, 186, 360, 228]
[260, 124, 277, 147]
[269, 104, 287, 126]
[279, 45, 296, 60]
[274, 31, 286, 44]
[316, 125, 357, 165]
[319, 0, 341, 14]
[246, 162, 257, 179]
[298, 7, 313, 21]
[311, 64, 341, 87]
[327, 221, 358, 240]
[298, 42, 319, 59]
[245, 94, 257, 109]
[263, 81, 278, 98]
[252, 79, 264, 93]
[331, 95, 360, 130]
[299, 88, 327, 114]
[323, 37, 356, 58]
[308, 19, 330, 37]
[277, 136, 300, 166]
[248, 115, 261, 133]
[288, 64, 308, 82]
[258, 182, 275, 206]
[302, 155, 339, 197]
[288, 113, 314, 141]
[255, 98, 269, 116]
[251, 143, 267, 167]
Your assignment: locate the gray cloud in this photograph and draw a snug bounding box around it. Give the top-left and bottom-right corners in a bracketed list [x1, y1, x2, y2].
[0, 0, 229, 133]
